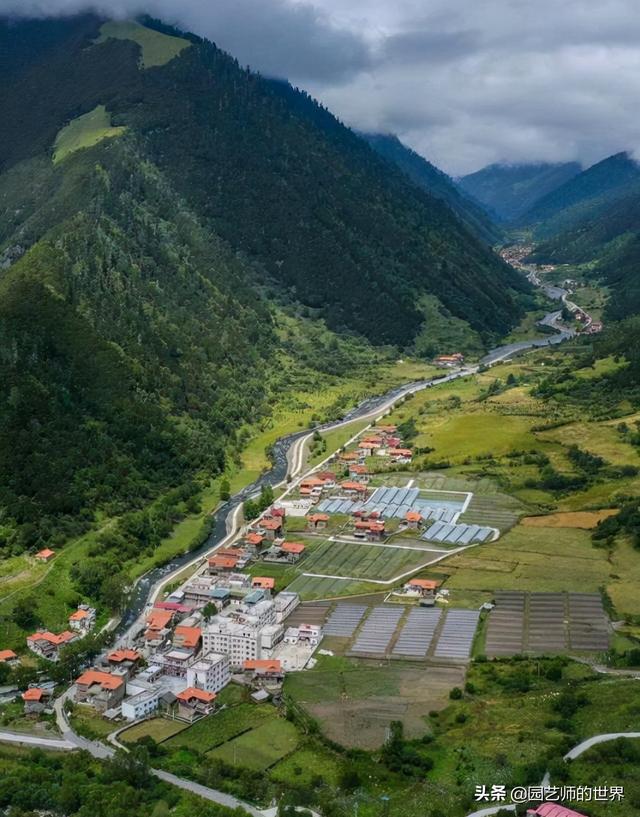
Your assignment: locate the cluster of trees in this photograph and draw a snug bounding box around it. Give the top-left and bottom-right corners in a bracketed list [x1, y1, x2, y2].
[0, 745, 239, 817]
[380, 721, 434, 777]
[243, 485, 275, 522]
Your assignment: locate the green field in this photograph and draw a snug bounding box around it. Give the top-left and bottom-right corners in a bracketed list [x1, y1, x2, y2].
[300, 539, 439, 582]
[96, 20, 191, 68]
[164, 703, 273, 752]
[207, 718, 299, 770]
[53, 105, 125, 163]
[120, 718, 188, 744]
[286, 573, 381, 600]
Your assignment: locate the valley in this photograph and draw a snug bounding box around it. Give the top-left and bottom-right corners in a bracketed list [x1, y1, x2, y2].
[0, 11, 640, 817]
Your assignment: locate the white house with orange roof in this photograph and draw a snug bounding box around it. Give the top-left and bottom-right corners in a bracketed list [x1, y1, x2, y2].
[68, 604, 96, 634]
[27, 630, 78, 661]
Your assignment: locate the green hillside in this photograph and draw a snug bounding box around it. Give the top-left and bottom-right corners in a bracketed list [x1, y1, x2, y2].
[0, 13, 529, 558]
[363, 132, 502, 244]
[458, 161, 581, 222]
[521, 152, 640, 237]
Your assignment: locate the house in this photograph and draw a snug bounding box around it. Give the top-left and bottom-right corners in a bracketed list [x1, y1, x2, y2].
[376, 424, 398, 437]
[176, 687, 216, 722]
[186, 653, 230, 694]
[158, 649, 193, 678]
[434, 353, 464, 367]
[403, 578, 440, 604]
[107, 649, 142, 678]
[299, 477, 326, 499]
[341, 481, 369, 498]
[273, 591, 300, 623]
[306, 513, 329, 531]
[314, 472, 337, 489]
[280, 541, 305, 562]
[405, 511, 422, 530]
[173, 625, 202, 653]
[22, 687, 50, 715]
[75, 670, 125, 712]
[284, 623, 322, 646]
[357, 440, 379, 456]
[354, 520, 385, 542]
[338, 451, 361, 463]
[208, 553, 239, 574]
[348, 464, 370, 482]
[0, 650, 18, 665]
[245, 532, 266, 551]
[122, 687, 162, 721]
[68, 605, 96, 634]
[526, 805, 589, 817]
[27, 630, 77, 661]
[252, 576, 275, 591]
[388, 448, 413, 464]
[243, 659, 284, 688]
[145, 609, 174, 646]
[258, 517, 284, 540]
[35, 548, 55, 562]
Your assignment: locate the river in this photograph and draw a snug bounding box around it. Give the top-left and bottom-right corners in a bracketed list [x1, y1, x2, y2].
[115, 278, 575, 641]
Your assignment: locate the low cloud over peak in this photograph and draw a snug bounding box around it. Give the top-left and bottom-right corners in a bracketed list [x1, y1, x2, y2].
[2, 0, 639, 173]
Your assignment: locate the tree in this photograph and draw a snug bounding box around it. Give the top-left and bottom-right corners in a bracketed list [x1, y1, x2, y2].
[12, 596, 38, 630]
[219, 478, 231, 502]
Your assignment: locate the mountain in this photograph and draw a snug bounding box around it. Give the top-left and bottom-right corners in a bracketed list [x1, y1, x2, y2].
[458, 161, 582, 222]
[0, 14, 528, 550]
[518, 152, 640, 237]
[363, 133, 501, 245]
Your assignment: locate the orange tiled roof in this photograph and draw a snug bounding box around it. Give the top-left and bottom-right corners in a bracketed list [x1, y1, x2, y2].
[259, 518, 283, 530]
[245, 533, 265, 546]
[174, 626, 202, 649]
[0, 649, 17, 662]
[307, 513, 329, 522]
[405, 511, 422, 522]
[341, 481, 367, 491]
[28, 630, 76, 645]
[35, 548, 55, 559]
[281, 541, 305, 554]
[407, 578, 440, 589]
[252, 577, 275, 589]
[108, 649, 141, 663]
[22, 687, 44, 702]
[69, 609, 90, 621]
[76, 669, 124, 690]
[146, 609, 174, 630]
[243, 659, 282, 672]
[176, 686, 216, 704]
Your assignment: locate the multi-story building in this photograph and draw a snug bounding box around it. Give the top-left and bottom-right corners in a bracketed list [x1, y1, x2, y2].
[26, 630, 78, 661]
[122, 687, 161, 721]
[274, 592, 299, 623]
[186, 653, 230, 694]
[68, 605, 96, 634]
[75, 670, 125, 712]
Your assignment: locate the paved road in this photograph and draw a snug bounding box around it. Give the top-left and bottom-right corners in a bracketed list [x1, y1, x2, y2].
[0, 730, 76, 750]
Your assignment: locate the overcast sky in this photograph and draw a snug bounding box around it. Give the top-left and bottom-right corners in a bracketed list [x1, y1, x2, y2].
[2, 0, 639, 174]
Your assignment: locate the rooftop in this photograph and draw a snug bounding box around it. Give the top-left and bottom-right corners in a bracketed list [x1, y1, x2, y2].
[176, 686, 216, 704]
[76, 670, 124, 691]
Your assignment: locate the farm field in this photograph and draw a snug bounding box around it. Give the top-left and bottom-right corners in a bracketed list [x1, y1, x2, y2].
[538, 419, 640, 466]
[164, 703, 274, 752]
[207, 718, 299, 770]
[119, 718, 188, 744]
[301, 539, 441, 582]
[285, 654, 465, 749]
[286, 573, 382, 601]
[521, 510, 617, 528]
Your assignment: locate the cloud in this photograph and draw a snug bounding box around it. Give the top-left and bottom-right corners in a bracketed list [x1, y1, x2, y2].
[2, 0, 640, 173]
[0, 0, 372, 83]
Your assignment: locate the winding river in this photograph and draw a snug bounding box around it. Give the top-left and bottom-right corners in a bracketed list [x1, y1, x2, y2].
[115, 279, 574, 641]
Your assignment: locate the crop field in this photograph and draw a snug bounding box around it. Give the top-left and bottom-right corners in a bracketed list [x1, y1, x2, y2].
[285, 654, 465, 749]
[164, 703, 273, 752]
[53, 105, 125, 163]
[286, 573, 382, 600]
[300, 539, 440, 581]
[538, 419, 640, 466]
[207, 718, 299, 770]
[96, 20, 191, 67]
[521, 510, 618, 528]
[120, 718, 187, 744]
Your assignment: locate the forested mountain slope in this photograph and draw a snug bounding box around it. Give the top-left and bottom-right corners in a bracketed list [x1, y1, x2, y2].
[458, 161, 581, 222]
[0, 14, 528, 552]
[520, 152, 640, 237]
[363, 133, 501, 244]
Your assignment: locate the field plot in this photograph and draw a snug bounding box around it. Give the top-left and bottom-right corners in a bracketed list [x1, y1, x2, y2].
[521, 510, 617, 529]
[459, 491, 524, 532]
[300, 540, 440, 581]
[349, 606, 403, 656]
[485, 591, 610, 657]
[284, 602, 330, 629]
[120, 718, 187, 744]
[286, 574, 380, 600]
[433, 609, 479, 660]
[538, 420, 640, 467]
[53, 105, 125, 163]
[207, 718, 298, 770]
[285, 655, 465, 748]
[392, 608, 442, 658]
[163, 703, 272, 752]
